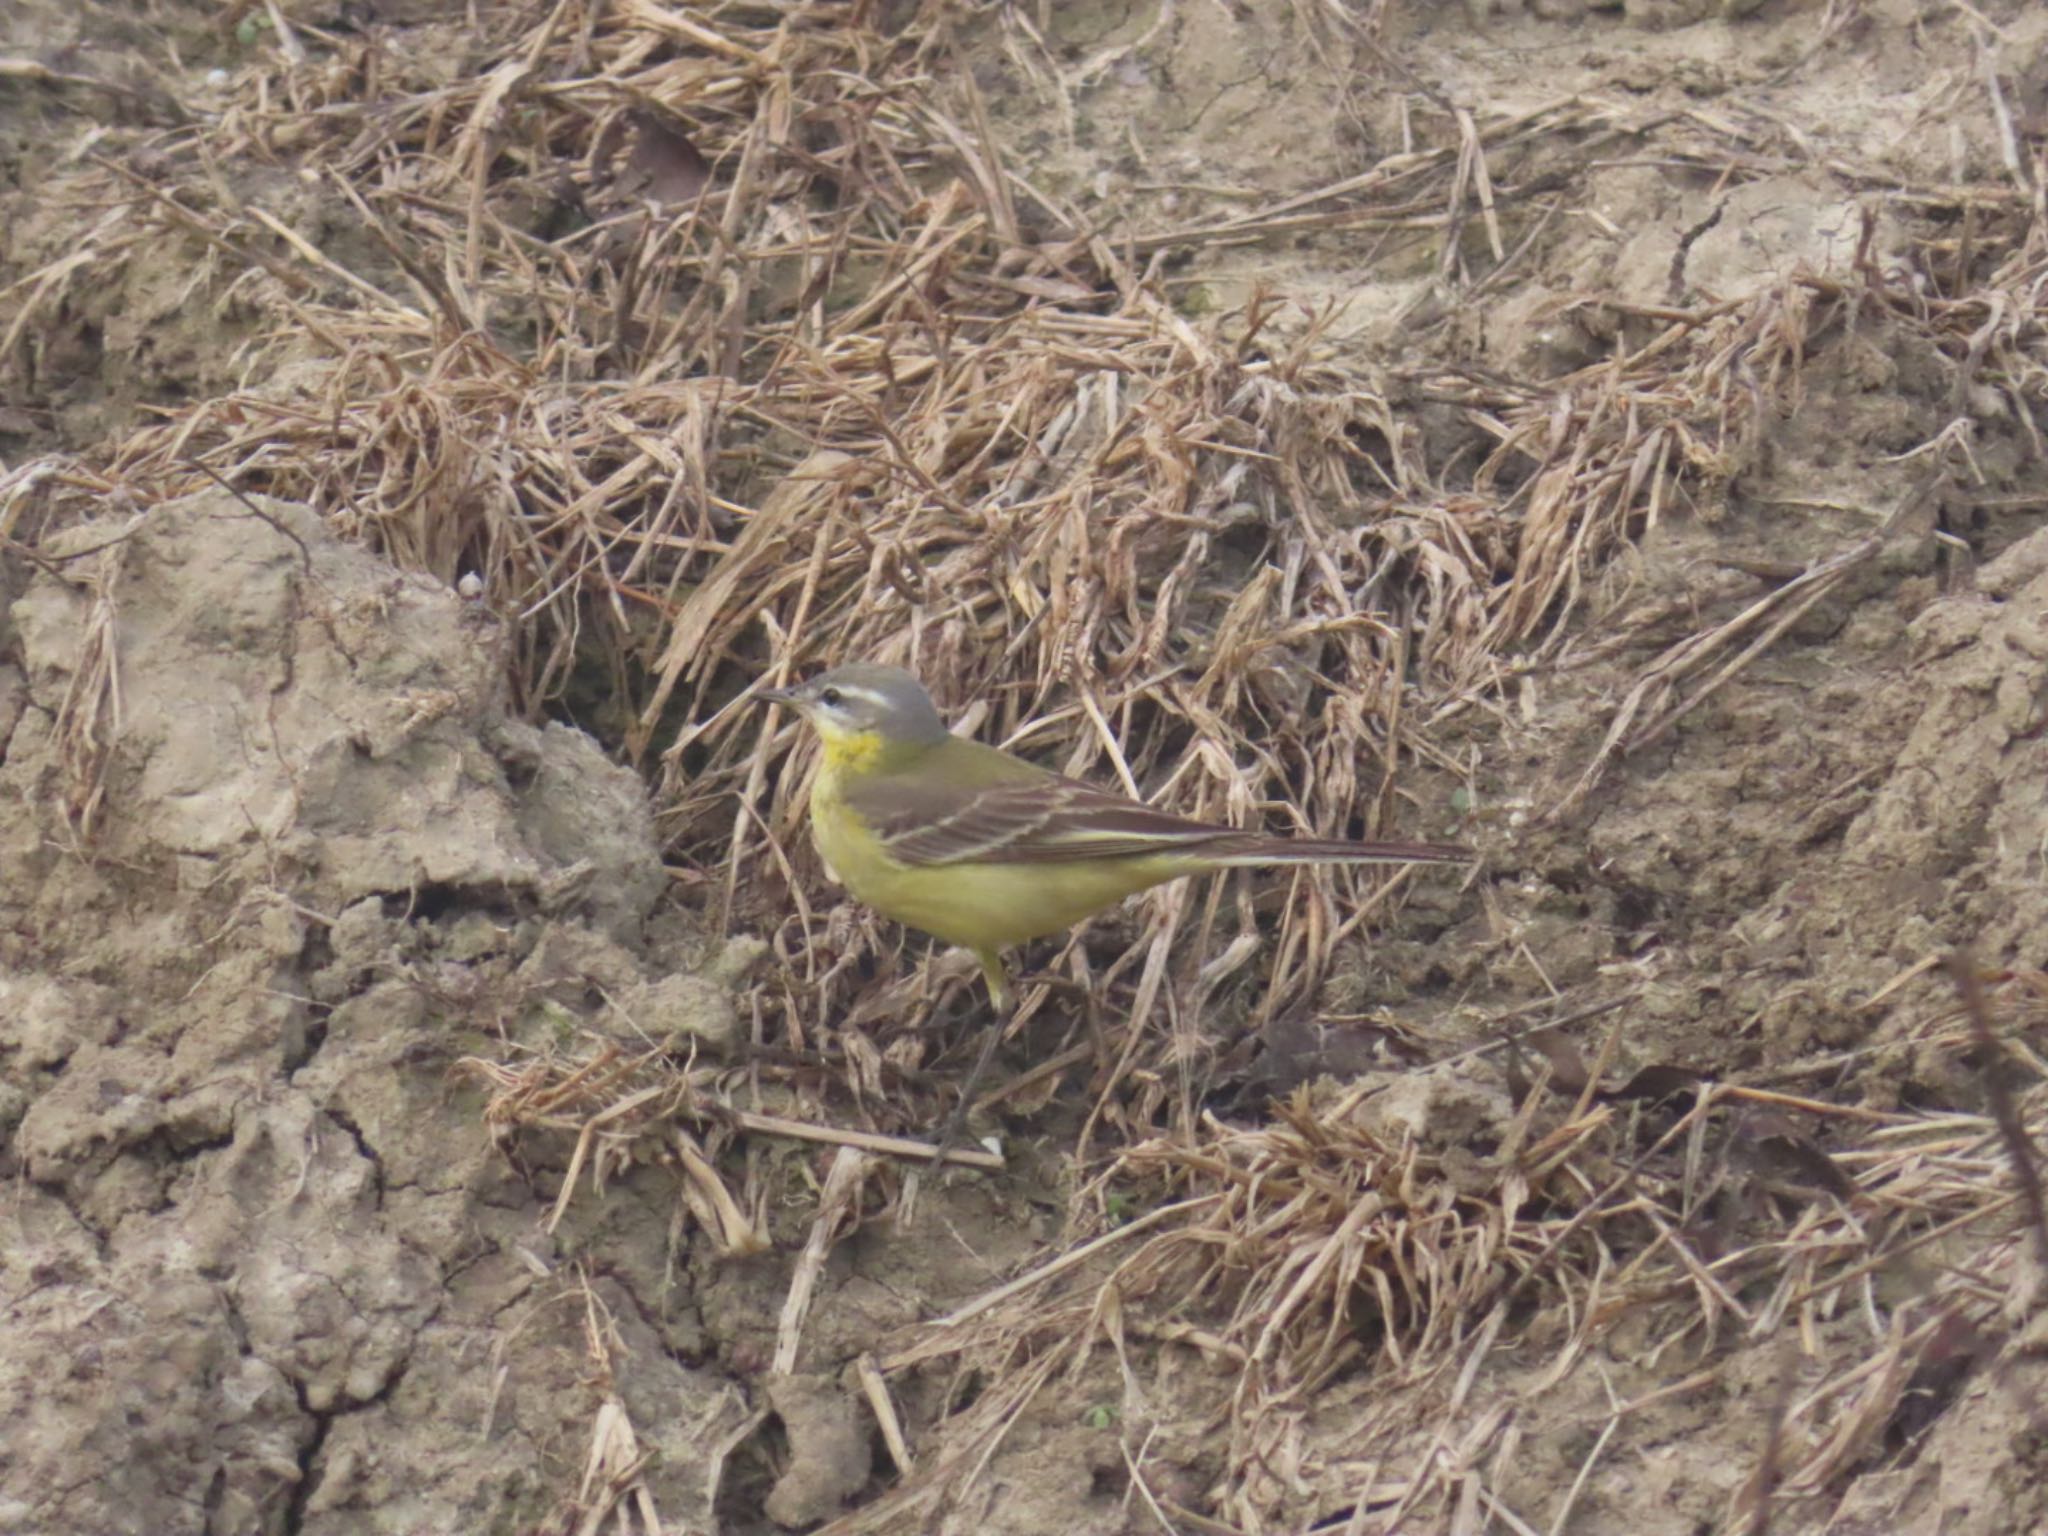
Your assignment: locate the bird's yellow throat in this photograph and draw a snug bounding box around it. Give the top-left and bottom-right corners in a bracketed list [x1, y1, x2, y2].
[813, 720, 890, 778]
[811, 719, 939, 802]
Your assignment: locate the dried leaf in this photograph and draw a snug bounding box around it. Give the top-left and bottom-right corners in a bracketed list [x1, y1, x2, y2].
[618, 110, 711, 205]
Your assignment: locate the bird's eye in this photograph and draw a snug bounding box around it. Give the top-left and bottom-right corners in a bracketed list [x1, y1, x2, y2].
[818, 686, 842, 707]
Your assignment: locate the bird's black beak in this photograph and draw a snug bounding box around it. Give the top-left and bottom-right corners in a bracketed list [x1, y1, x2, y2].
[757, 684, 799, 708]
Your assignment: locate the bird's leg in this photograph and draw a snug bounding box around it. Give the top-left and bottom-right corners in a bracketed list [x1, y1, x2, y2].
[925, 952, 1013, 1166]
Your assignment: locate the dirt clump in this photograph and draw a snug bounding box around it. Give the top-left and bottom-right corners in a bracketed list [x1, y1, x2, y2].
[0, 490, 741, 1535]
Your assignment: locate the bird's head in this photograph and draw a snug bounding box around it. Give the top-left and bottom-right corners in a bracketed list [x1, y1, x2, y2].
[759, 663, 951, 767]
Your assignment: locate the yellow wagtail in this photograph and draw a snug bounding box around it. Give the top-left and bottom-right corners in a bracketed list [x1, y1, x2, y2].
[761, 663, 1470, 1156]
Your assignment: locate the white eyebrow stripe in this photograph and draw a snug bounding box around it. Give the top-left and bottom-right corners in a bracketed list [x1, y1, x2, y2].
[828, 686, 891, 708]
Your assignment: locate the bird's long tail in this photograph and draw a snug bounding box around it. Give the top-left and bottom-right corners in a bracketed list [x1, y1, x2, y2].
[1200, 835, 1471, 868]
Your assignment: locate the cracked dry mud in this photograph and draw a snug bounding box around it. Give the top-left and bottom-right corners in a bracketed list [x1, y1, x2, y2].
[0, 493, 747, 1534]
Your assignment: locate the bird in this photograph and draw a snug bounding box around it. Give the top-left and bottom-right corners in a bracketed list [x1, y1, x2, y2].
[760, 662, 1471, 1160]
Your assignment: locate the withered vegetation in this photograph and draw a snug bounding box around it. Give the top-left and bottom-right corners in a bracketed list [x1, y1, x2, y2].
[8, 1, 2048, 1531]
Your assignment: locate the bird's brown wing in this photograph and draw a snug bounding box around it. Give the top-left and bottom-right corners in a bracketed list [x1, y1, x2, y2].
[842, 738, 1471, 869]
[843, 754, 1238, 868]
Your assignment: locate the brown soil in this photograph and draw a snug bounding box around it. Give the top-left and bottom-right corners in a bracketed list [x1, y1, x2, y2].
[6, 2, 2048, 1535]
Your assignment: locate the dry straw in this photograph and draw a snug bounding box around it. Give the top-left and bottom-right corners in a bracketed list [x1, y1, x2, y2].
[10, 0, 2048, 1530]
